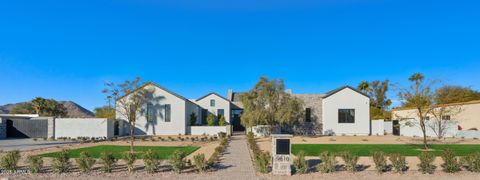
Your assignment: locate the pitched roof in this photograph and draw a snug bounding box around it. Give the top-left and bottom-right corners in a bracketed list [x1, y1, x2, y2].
[391, 99, 480, 111]
[116, 82, 190, 102]
[323, 86, 370, 99]
[196, 92, 230, 102]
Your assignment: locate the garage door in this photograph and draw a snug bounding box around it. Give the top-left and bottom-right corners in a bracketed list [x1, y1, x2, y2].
[6, 119, 48, 138]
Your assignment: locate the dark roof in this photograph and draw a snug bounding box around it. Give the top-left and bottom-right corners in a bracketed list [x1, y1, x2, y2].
[323, 86, 370, 99]
[116, 82, 190, 102]
[196, 93, 230, 102]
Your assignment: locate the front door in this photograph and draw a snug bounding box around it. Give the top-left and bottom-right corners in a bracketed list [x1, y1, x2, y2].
[231, 109, 245, 131]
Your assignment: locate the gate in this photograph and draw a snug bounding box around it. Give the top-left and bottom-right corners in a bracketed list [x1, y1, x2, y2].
[6, 119, 48, 138]
[392, 120, 400, 136]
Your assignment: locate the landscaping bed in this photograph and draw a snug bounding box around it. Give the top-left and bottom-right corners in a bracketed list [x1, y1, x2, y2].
[40, 145, 199, 159]
[292, 144, 480, 156]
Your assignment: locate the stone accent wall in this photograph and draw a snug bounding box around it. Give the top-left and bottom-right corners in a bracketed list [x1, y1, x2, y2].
[47, 117, 55, 138]
[0, 118, 6, 139]
[294, 94, 324, 134]
[294, 94, 324, 124]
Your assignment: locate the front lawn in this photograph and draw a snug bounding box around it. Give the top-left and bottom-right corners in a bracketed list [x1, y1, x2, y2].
[41, 145, 199, 159]
[292, 144, 480, 156]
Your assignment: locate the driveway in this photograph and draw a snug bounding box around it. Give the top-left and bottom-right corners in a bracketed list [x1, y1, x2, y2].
[0, 138, 76, 151]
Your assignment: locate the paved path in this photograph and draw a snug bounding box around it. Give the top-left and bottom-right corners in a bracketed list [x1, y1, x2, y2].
[213, 135, 257, 180]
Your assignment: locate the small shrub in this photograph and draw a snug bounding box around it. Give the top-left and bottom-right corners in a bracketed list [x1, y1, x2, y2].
[26, 155, 43, 173]
[218, 115, 226, 126]
[170, 150, 187, 173]
[123, 151, 136, 172]
[417, 151, 436, 174]
[218, 132, 227, 139]
[389, 153, 407, 173]
[75, 151, 96, 173]
[340, 151, 358, 172]
[52, 149, 71, 173]
[441, 148, 461, 173]
[255, 152, 271, 173]
[143, 149, 160, 173]
[372, 151, 387, 173]
[293, 151, 308, 174]
[0, 150, 21, 172]
[461, 152, 480, 172]
[100, 151, 117, 173]
[193, 154, 206, 173]
[317, 151, 336, 173]
[207, 114, 216, 126]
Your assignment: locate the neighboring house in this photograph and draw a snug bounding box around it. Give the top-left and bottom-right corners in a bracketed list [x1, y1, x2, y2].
[228, 86, 371, 136]
[391, 100, 480, 137]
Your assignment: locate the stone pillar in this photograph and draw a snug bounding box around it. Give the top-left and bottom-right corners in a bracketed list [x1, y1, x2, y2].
[47, 117, 55, 139]
[0, 118, 6, 139]
[271, 134, 293, 175]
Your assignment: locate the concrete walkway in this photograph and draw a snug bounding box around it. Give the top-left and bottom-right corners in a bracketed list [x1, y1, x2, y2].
[213, 134, 257, 180]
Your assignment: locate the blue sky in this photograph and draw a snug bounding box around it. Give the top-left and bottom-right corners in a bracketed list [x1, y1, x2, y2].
[0, 0, 479, 111]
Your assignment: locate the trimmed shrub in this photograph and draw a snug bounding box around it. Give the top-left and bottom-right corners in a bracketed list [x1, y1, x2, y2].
[143, 149, 160, 174]
[417, 151, 436, 174]
[207, 114, 216, 126]
[52, 149, 71, 173]
[0, 150, 21, 172]
[317, 151, 336, 173]
[75, 151, 96, 173]
[441, 148, 461, 173]
[193, 154, 207, 173]
[255, 151, 271, 173]
[218, 115, 226, 126]
[123, 151, 136, 172]
[293, 151, 308, 174]
[170, 150, 187, 173]
[389, 153, 407, 173]
[461, 152, 480, 172]
[100, 151, 117, 173]
[372, 151, 387, 173]
[26, 155, 43, 174]
[340, 151, 358, 172]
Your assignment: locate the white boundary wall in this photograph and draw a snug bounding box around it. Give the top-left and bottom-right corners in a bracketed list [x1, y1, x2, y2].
[371, 120, 384, 136]
[55, 118, 114, 139]
[189, 126, 229, 136]
[384, 121, 393, 134]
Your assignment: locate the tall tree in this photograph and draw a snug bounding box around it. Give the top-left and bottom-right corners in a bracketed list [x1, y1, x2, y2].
[30, 97, 67, 117]
[103, 77, 150, 153]
[398, 73, 435, 149]
[94, 106, 115, 119]
[240, 77, 304, 131]
[358, 80, 392, 119]
[435, 86, 480, 104]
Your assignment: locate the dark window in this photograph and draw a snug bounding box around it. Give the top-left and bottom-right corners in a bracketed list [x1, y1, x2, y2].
[276, 139, 290, 155]
[146, 103, 154, 121]
[217, 109, 224, 118]
[338, 109, 355, 123]
[165, 104, 171, 122]
[442, 115, 451, 120]
[305, 108, 311, 122]
[210, 99, 215, 107]
[201, 109, 208, 125]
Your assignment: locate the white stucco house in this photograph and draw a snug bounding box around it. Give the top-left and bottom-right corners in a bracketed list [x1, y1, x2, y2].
[115, 83, 371, 136]
[115, 83, 234, 136]
[229, 86, 371, 136]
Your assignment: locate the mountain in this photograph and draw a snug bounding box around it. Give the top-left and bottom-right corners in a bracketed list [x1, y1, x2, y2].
[0, 101, 95, 118]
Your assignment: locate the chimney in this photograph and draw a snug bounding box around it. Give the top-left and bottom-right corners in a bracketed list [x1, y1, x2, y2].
[227, 89, 233, 101]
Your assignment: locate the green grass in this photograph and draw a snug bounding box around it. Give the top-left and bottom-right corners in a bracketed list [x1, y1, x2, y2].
[292, 144, 480, 156]
[41, 145, 199, 159]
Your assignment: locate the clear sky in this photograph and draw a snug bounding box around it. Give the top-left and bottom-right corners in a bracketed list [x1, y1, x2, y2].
[0, 0, 479, 111]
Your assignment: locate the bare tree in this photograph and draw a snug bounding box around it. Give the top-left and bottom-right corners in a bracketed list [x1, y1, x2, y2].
[428, 104, 462, 139]
[103, 77, 150, 152]
[397, 73, 435, 149]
